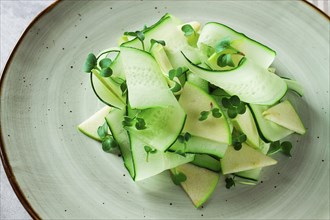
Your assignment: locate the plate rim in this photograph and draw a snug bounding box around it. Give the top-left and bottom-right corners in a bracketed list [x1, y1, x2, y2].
[0, 1, 328, 219]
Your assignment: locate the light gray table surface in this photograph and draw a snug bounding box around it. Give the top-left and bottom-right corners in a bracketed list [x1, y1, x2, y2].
[0, 1, 328, 219]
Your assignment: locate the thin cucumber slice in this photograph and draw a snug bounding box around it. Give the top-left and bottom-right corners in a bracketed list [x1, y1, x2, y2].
[122, 14, 200, 68]
[169, 136, 228, 158]
[127, 104, 186, 152]
[120, 46, 178, 109]
[249, 104, 293, 142]
[151, 44, 183, 95]
[182, 53, 287, 105]
[129, 132, 194, 181]
[170, 163, 219, 208]
[191, 154, 221, 172]
[197, 22, 276, 68]
[179, 82, 231, 144]
[90, 71, 126, 109]
[151, 44, 173, 75]
[96, 47, 125, 80]
[221, 143, 277, 175]
[78, 106, 111, 141]
[186, 71, 209, 93]
[235, 168, 262, 181]
[105, 108, 135, 179]
[262, 100, 306, 134]
[283, 78, 304, 97]
[178, 21, 201, 47]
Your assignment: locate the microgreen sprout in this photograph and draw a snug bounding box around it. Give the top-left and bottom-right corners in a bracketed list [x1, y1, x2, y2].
[221, 95, 246, 119]
[170, 81, 182, 93]
[102, 135, 118, 153]
[83, 50, 119, 78]
[231, 128, 247, 151]
[144, 145, 157, 162]
[168, 67, 184, 80]
[171, 169, 187, 185]
[97, 122, 108, 139]
[267, 141, 293, 157]
[199, 102, 222, 121]
[225, 176, 236, 189]
[98, 58, 113, 77]
[135, 117, 147, 130]
[122, 114, 147, 130]
[215, 37, 245, 68]
[83, 53, 97, 73]
[124, 30, 146, 51]
[120, 81, 127, 96]
[149, 39, 166, 52]
[168, 67, 184, 93]
[199, 111, 210, 121]
[97, 122, 118, 153]
[181, 24, 195, 37]
[217, 54, 235, 67]
[175, 132, 191, 157]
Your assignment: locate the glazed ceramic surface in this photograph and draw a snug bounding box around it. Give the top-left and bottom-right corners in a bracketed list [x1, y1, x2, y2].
[1, 1, 329, 219]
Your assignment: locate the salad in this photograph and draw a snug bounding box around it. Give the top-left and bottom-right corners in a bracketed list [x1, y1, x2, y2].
[78, 14, 306, 208]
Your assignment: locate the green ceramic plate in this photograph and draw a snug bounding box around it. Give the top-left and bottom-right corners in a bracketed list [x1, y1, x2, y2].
[1, 1, 329, 219]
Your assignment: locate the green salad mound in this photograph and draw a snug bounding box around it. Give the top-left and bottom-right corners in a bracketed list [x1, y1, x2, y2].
[78, 14, 306, 208]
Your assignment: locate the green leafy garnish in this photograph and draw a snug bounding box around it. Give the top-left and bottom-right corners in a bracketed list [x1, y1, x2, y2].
[198, 103, 222, 121]
[144, 145, 157, 162]
[99, 58, 112, 69]
[176, 132, 191, 156]
[171, 171, 187, 185]
[102, 135, 118, 153]
[97, 122, 118, 153]
[231, 128, 247, 151]
[99, 67, 113, 77]
[168, 67, 184, 93]
[181, 24, 195, 37]
[221, 95, 246, 119]
[211, 108, 222, 118]
[177, 132, 191, 143]
[124, 30, 146, 50]
[150, 39, 166, 52]
[184, 132, 191, 141]
[168, 67, 184, 80]
[122, 116, 134, 127]
[120, 81, 127, 96]
[83, 53, 97, 73]
[97, 122, 108, 139]
[177, 135, 185, 143]
[199, 111, 210, 121]
[170, 81, 182, 93]
[267, 141, 293, 157]
[83, 50, 120, 78]
[214, 37, 244, 68]
[225, 176, 236, 189]
[135, 117, 147, 130]
[217, 53, 235, 67]
[122, 115, 147, 130]
[215, 37, 231, 54]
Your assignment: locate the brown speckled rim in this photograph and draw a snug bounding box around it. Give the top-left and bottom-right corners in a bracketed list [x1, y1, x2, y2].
[0, 1, 60, 219]
[0, 1, 328, 219]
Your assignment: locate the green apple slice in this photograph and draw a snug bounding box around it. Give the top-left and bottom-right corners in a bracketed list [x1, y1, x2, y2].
[262, 100, 306, 134]
[77, 106, 111, 141]
[221, 143, 277, 175]
[171, 163, 219, 208]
